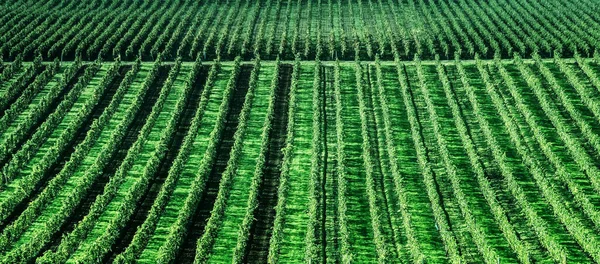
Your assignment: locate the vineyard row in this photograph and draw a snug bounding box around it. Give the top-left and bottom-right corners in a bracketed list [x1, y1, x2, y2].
[1, 55, 600, 263]
[1, 0, 600, 61]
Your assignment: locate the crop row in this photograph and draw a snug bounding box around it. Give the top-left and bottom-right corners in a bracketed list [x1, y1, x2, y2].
[2, 0, 600, 61]
[0, 55, 600, 262]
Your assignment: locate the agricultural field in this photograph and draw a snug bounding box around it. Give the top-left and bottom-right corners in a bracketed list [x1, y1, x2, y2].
[1, 0, 600, 61]
[2, 0, 600, 263]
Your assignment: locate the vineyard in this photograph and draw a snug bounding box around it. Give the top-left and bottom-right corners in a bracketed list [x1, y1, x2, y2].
[2, 0, 600, 263]
[2, 0, 600, 61]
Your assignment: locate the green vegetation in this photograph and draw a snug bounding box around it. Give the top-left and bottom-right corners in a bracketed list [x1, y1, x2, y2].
[1, 0, 600, 263]
[2, 0, 600, 61]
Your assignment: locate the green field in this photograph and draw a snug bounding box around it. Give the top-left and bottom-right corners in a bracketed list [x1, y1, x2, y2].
[1, 0, 600, 263]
